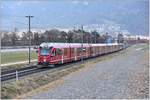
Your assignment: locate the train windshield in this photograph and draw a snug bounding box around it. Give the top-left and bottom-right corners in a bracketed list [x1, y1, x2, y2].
[40, 47, 52, 56]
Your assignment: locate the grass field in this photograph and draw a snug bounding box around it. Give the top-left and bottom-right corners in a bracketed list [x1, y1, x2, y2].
[1, 51, 37, 64]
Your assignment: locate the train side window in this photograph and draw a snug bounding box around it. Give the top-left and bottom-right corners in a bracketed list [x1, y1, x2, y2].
[74, 48, 77, 54]
[77, 48, 81, 54]
[83, 47, 86, 51]
[71, 48, 74, 55]
[64, 48, 67, 56]
[92, 47, 94, 53]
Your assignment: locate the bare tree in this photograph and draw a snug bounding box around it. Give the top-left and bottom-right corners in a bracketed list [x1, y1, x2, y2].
[21, 32, 29, 45]
[60, 31, 68, 43]
[44, 29, 60, 42]
[117, 33, 124, 43]
[34, 32, 40, 45]
[67, 31, 74, 43]
[1, 32, 11, 46]
[91, 31, 100, 43]
[10, 32, 19, 46]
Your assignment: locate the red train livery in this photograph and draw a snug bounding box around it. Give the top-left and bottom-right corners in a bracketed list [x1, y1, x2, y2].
[37, 43, 124, 66]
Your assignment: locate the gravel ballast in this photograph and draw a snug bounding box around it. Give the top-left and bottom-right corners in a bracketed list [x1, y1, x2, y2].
[24, 44, 149, 99]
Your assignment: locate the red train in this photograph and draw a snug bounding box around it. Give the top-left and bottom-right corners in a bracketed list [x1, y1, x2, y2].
[37, 43, 124, 66]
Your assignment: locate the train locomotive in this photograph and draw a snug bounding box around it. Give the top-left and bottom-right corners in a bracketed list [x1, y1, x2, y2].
[37, 43, 124, 66]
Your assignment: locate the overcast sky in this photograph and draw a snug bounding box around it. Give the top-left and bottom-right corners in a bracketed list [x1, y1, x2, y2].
[1, 0, 149, 35]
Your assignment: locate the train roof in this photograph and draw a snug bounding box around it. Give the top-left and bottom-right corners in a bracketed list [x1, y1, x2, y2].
[40, 42, 122, 49]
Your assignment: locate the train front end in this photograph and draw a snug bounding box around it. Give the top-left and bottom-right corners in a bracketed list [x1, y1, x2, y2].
[37, 43, 53, 66]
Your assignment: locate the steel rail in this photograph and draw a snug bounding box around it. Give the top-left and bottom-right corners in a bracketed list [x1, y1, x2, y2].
[1, 49, 123, 82]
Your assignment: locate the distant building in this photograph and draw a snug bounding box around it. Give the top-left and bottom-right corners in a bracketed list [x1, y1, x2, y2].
[106, 37, 115, 43]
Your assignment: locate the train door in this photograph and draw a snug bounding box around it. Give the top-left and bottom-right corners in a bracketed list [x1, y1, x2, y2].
[93, 47, 96, 56]
[77, 48, 81, 60]
[96, 46, 98, 55]
[91, 47, 94, 57]
[70, 48, 74, 61]
[63, 48, 68, 62]
[67, 47, 72, 62]
[98, 46, 100, 55]
[83, 47, 86, 58]
[50, 48, 57, 64]
[74, 48, 77, 61]
[101, 46, 103, 54]
[104, 46, 106, 54]
[95, 46, 97, 56]
[56, 48, 62, 64]
[110, 46, 112, 53]
[100, 46, 103, 55]
[108, 46, 110, 53]
[102, 46, 105, 54]
[89, 47, 92, 57]
[61, 48, 64, 64]
[86, 47, 89, 58]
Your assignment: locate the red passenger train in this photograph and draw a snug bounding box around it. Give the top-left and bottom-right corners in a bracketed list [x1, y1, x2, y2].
[37, 43, 124, 66]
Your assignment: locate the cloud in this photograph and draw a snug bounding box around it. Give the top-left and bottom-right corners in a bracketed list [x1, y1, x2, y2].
[1, 4, 4, 9]
[72, 0, 89, 6]
[83, 1, 89, 6]
[41, 7, 46, 11]
[60, 15, 65, 18]
[31, 1, 40, 4]
[16, 1, 23, 6]
[72, 1, 80, 4]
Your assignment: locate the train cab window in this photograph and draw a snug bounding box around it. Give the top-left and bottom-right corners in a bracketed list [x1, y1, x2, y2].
[51, 50, 56, 57]
[56, 49, 62, 55]
[40, 47, 52, 56]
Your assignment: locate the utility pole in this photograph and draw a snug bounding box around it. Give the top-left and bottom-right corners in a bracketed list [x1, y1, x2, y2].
[95, 31, 96, 44]
[73, 26, 75, 43]
[81, 25, 84, 63]
[90, 31, 92, 43]
[65, 35, 68, 43]
[73, 26, 75, 31]
[25, 15, 34, 64]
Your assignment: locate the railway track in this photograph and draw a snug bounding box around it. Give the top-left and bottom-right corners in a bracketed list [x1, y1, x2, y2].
[1, 50, 123, 82]
[1, 65, 37, 75]
[1, 66, 47, 82]
[1, 61, 83, 82]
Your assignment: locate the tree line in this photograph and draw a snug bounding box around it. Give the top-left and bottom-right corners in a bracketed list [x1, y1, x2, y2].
[1, 29, 124, 46]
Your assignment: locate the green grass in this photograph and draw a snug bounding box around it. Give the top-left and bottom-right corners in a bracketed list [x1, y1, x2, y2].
[1, 51, 37, 64]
